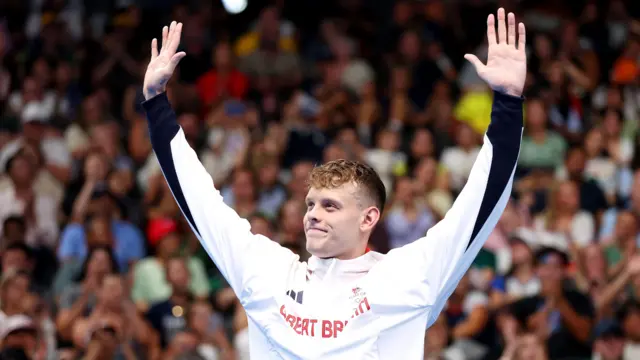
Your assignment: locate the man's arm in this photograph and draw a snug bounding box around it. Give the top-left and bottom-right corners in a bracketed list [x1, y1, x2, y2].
[141, 22, 298, 305]
[367, 9, 525, 325]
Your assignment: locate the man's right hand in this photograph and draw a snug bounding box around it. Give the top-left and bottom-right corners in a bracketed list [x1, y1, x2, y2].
[143, 21, 186, 100]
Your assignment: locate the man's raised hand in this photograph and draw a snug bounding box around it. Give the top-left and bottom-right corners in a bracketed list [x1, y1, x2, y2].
[143, 21, 186, 100]
[464, 8, 526, 97]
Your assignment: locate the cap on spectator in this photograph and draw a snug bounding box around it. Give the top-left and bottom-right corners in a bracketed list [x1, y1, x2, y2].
[534, 246, 569, 266]
[508, 234, 530, 247]
[592, 319, 624, 340]
[147, 218, 178, 246]
[0, 315, 36, 341]
[21, 102, 50, 125]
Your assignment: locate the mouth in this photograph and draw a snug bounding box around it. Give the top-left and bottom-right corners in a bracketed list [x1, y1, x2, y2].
[307, 227, 328, 233]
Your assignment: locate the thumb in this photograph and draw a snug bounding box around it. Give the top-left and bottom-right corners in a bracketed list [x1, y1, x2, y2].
[169, 51, 187, 71]
[464, 54, 485, 73]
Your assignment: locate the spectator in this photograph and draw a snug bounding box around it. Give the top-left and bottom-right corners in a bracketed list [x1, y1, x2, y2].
[532, 180, 596, 249]
[490, 236, 541, 310]
[591, 319, 626, 360]
[0, 149, 59, 249]
[132, 225, 210, 311]
[71, 274, 159, 359]
[0, 315, 39, 360]
[196, 41, 249, 112]
[510, 247, 594, 359]
[384, 176, 435, 250]
[518, 97, 568, 173]
[55, 246, 119, 341]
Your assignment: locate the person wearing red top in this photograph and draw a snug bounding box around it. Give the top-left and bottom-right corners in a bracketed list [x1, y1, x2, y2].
[196, 42, 249, 111]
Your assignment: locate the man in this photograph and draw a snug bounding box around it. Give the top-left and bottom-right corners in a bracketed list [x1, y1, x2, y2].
[510, 247, 594, 359]
[0, 315, 39, 359]
[141, 8, 526, 359]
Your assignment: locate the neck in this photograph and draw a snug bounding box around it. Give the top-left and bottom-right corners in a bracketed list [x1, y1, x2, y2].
[461, 143, 474, 152]
[13, 181, 32, 193]
[530, 128, 546, 137]
[514, 264, 533, 278]
[157, 252, 172, 263]
[331, 244, 370, 260]
[170, 290, 190, 306]
[556, 209, 574, 217]
[2, 302, 23, 316]
[236, 198, 254, 207]
[402, 201, 415, 211]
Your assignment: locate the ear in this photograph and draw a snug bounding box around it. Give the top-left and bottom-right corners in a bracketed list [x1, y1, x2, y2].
[360, 206, 380, 232]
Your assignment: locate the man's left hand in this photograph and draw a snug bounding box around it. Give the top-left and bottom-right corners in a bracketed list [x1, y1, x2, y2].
[464, 8, 527, 97]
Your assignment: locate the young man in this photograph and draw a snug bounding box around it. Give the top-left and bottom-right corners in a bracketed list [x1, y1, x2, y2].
[141, 8, 526, 359]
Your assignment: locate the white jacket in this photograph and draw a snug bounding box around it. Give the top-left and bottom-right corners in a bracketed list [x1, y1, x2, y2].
[142, 91, 524, 359]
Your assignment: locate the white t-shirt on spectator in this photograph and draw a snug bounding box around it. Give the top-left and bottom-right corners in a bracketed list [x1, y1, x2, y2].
[532, 211, 595, 249]
[0, 182, 59, 248]
[440, 146, 481, 192]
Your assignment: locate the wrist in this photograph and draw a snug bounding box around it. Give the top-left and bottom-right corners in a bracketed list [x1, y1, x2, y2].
[501, 88, 523, 98]
[143, 87, 165, 101]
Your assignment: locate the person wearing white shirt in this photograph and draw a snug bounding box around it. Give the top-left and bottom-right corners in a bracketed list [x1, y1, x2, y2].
[141, 10, 527, 358]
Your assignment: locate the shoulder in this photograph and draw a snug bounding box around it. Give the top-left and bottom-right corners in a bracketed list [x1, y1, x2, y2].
[134, 258, 160, 271]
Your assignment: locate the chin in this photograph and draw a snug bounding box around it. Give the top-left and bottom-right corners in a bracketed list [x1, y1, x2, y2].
[306, 238, 332, 258]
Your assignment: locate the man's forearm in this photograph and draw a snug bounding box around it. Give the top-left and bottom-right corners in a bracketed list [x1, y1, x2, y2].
[556, 297, 592, 342]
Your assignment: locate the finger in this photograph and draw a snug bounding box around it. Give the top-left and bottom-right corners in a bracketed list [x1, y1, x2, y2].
[161, 26, 168, 53]
[487, 14, 496, 45]
[497, 8, 506, 44]
[508, 12, 516, 46]
[518, 22, 526, 52]
[169, 51, 187, 71]
[169, 22, 183, 54]
[464, 54, 485, 73]
[166, 21, 177, 52]
[151, 38, 158, 60]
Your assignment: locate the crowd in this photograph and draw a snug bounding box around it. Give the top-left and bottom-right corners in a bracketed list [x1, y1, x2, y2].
[0, 0, 639, 359]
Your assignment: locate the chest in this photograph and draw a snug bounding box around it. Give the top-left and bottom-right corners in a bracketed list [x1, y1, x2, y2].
[258, 280, 379, 357]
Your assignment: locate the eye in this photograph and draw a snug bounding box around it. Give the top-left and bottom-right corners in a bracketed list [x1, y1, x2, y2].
[323, 202, 337, 211]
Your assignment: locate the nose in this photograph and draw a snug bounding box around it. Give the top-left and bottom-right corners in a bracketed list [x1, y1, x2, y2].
[306, 206, 321, 223]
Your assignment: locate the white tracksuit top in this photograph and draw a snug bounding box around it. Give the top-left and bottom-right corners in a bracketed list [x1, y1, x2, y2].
[142, 91, 524, 359]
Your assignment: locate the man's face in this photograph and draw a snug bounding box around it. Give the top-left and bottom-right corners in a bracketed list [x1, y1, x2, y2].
[232, 171, 255, 202]
[595, 336, 625, 360]
[2, 249, 28, 273]
[3, 220, 25, 244]
[2, 274, 30, 306]
[304, 183, 377, 259]
[98, 275, 123, 308]
[537, 253, 565, 289]
[8, 155, 33, 184]
[166, 259, 190, 292]
[250, 216, 273, 238]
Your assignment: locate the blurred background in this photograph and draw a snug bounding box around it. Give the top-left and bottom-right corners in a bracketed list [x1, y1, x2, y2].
[0, 0, 639, 359]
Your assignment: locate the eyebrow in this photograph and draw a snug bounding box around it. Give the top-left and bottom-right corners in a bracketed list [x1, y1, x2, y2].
[305, 197, 343, 208]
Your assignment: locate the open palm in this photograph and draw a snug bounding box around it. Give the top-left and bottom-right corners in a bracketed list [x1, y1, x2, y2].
[143, 21, 187, 100]
[465, 8, 527, 97]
